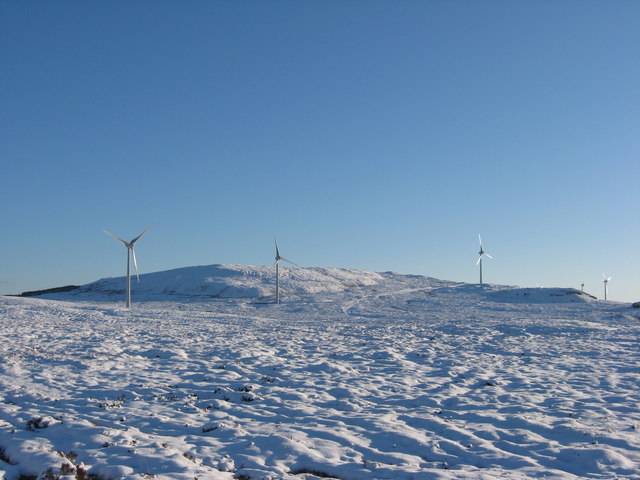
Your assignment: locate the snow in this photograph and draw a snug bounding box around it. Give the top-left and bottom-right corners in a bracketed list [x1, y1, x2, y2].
[44, 264, 385, 302]
[1, 265, 639, 480]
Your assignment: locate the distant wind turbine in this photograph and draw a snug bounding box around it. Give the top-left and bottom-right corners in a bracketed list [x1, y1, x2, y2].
[273, 236, 298, 304]
[602, 273, 612, 301]
[476, 234, 493, 286]
[104, 225, 153, 308]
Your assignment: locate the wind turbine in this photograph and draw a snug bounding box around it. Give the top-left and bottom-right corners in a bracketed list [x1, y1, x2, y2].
[476, 234, 493, 286]
[602, 273, 612, 300]
[273, 236, 298, 304]
[103, 225, 153, 308]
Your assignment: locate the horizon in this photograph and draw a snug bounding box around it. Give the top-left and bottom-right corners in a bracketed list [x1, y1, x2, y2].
[5, 261, 624, 304]
[1, 1, 638, 302]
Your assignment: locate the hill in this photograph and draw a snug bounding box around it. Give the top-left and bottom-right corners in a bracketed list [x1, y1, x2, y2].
[34, 264, 597, 306]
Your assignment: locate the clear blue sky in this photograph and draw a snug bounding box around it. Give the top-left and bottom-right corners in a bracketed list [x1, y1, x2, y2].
[1, 1, 638, 302]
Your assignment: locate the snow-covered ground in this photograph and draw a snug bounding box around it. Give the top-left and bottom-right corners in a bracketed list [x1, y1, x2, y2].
[1, 265, 638, 480]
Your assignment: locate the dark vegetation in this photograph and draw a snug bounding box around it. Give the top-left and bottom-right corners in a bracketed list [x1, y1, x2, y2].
[18, 285, 79, 297]
[290, 468, 345, 479]
[0, 446, 14, 464]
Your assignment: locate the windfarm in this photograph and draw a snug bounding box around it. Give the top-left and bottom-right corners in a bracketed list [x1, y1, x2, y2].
[92, 230, 618, 307]
[2, 2, 638, 479]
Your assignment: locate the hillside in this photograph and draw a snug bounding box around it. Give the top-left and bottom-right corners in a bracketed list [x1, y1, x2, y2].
[35, 264, 597, 306]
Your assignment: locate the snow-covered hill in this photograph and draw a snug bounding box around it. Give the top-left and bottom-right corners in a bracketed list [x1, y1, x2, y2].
[36, 264, 598, 306]
[1, 266, 637, 480]
[40, 264, 388, 302]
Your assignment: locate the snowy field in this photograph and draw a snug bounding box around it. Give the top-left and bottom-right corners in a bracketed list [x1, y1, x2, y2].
[1, 265, 639, 480]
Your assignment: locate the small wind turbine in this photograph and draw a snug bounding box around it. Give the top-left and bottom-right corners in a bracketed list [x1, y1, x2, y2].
[476, 234, 493, 286]
[273, 236, 298, 304]
[581, 283, 585, 292]
[602, 273, 612, 300]
[104, 225, 153, 308]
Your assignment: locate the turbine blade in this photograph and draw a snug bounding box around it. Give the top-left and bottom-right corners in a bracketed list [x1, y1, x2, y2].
[478, 234, 483, 247]
[484, 253, 494, 259]
[131, 224, 153, 244]
[476, 254, 483, 265]
[274, 236, 280, 259]
[132, 246, 140, 283]
[103, 230, 128, 246]
[280, 256, 299, 267]
[274, 259, 279, 266]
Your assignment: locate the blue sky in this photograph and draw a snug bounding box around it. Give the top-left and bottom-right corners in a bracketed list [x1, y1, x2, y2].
[1, 1, 638, 302]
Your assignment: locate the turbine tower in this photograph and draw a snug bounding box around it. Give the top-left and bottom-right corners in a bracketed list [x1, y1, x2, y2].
[104, 225, 152, 308]
[476, 234, 493, 286]
[273, 236, 298, 304]
[602, 273, 612, 301]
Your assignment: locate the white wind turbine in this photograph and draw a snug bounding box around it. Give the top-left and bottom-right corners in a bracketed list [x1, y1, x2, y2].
[273, 236, 298, 304]
[602, 273, 612, 300]
[104, 225, 153, 308]
[476, 234, 493, 286]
